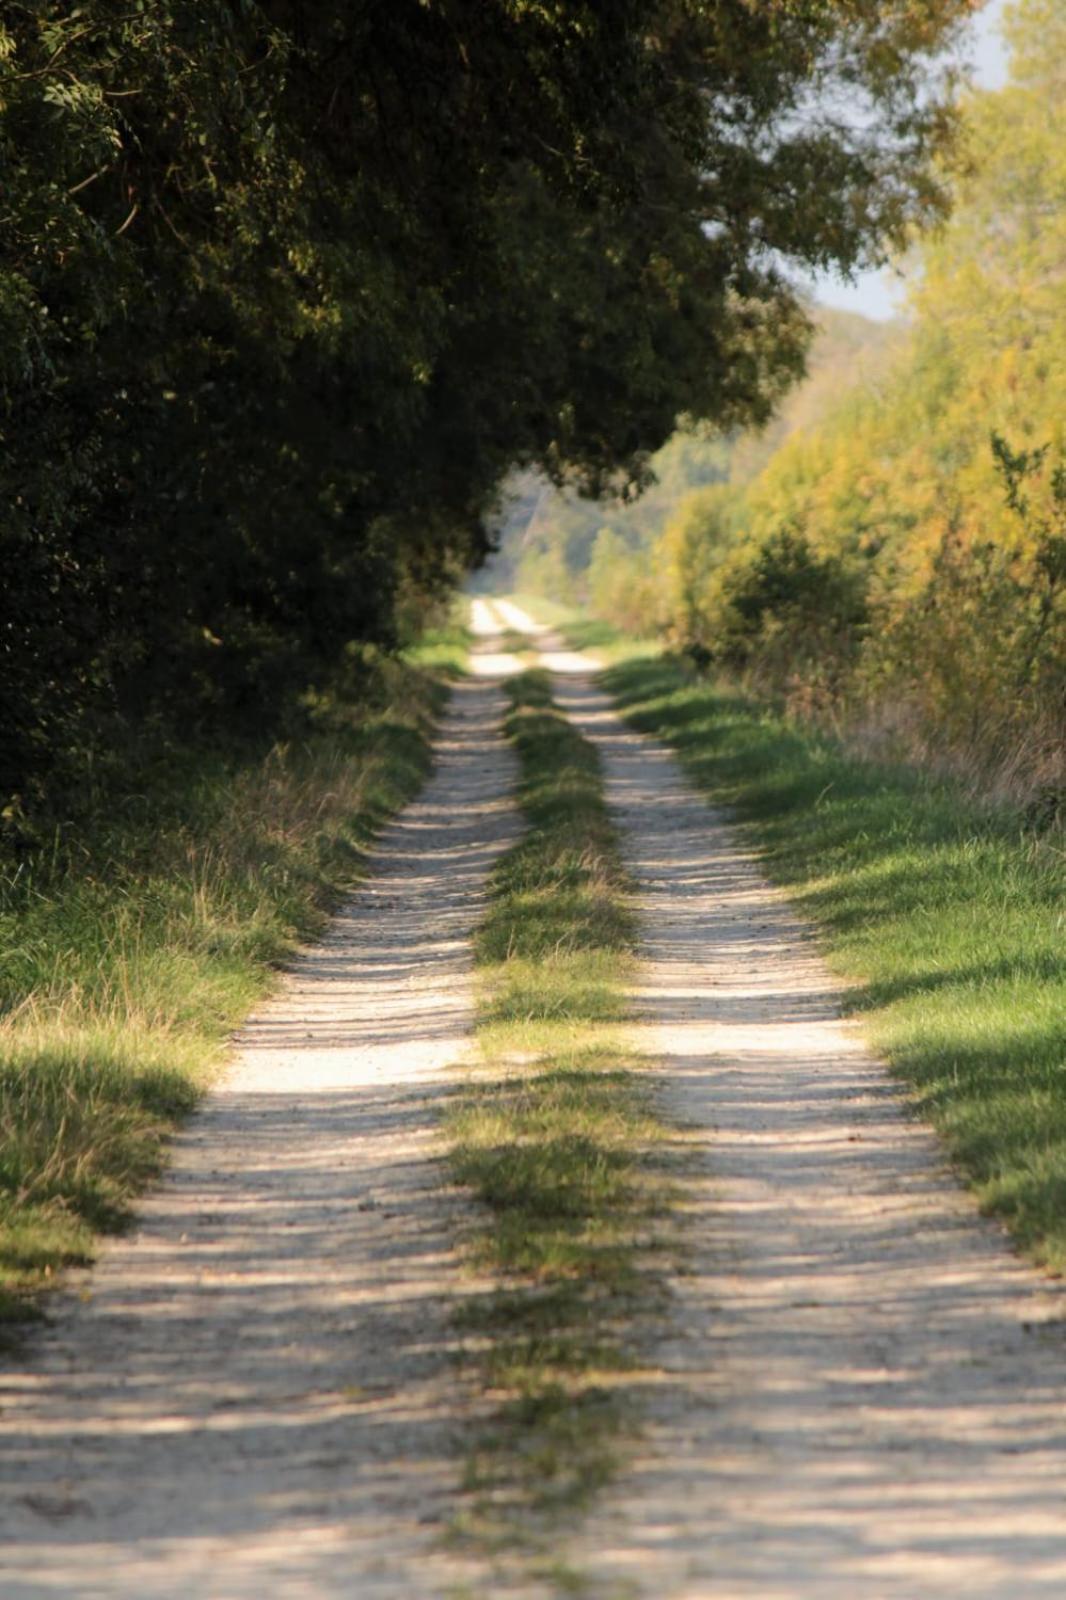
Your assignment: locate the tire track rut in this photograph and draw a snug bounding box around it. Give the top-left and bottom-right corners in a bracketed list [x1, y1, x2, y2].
[496, 598, 1066, 1600]
[0, 640, 522, 1600]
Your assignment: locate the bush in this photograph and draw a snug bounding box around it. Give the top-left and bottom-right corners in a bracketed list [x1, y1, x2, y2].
[861, 521, 1066, 793]
[708, 528, 869, 702]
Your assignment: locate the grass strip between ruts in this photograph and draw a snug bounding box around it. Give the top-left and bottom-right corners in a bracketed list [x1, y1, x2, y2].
[448, 669, 669, 1563]
[0, 632, 466, 1329]
[594, 647, 1066, 1273]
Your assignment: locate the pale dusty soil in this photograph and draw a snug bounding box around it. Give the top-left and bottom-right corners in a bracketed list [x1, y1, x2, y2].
[6, 598, 1066, 1600]
[496, 599, 1066, 1600]
[0, 617, 525, 1599]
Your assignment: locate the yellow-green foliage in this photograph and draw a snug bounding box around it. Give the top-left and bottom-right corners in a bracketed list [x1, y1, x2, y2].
[643, 0, 1066, 795]
[586, 528, 662, 638]
[508, 309, 898, 624]
[658, 484, 746, 648]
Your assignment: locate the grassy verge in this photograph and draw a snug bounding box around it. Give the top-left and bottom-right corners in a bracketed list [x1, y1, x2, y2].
[0, 636, 465, 1327]
[448, 670, 668, 1563]
[597, 648, 1066, 1271]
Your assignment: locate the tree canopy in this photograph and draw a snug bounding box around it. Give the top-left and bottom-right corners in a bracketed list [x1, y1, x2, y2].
[0, 0, 973, 819]
[542, 0, 1064, 794]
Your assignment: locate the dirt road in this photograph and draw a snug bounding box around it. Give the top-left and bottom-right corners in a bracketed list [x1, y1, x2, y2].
[4, 599, 1066, 1599]
[0, 619, 524, 1599]
[495, 597, 1066, 1599]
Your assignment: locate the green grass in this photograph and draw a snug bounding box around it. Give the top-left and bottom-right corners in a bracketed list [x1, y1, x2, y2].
[599, 649, 1066, 1270]
[448, 670, 669, 1553]
[0, 636, 465, 1326]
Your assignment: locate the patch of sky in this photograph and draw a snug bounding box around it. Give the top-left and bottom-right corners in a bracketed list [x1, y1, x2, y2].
[804, 0, 1010, 323]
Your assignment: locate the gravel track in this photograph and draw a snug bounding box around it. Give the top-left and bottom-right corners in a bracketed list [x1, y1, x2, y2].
[495, 598, 1066, 1600]
[0, 627, 523, 1600]
[6, 598, 1066, 1600]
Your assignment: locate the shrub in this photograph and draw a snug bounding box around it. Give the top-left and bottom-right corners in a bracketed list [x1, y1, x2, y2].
[708, 528, 869, 703]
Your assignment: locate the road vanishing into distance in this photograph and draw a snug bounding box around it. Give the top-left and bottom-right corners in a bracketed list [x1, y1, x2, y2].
[3, 600, 1065, 1599]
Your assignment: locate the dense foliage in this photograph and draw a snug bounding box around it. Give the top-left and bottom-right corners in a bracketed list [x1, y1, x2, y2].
[0, 0, 971, 823]
[496, 308, 899, 624]
[532, 0, 1064, 800]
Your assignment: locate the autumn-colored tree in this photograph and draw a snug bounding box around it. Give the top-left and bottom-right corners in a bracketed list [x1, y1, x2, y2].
[616, 0, 1064, 793]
